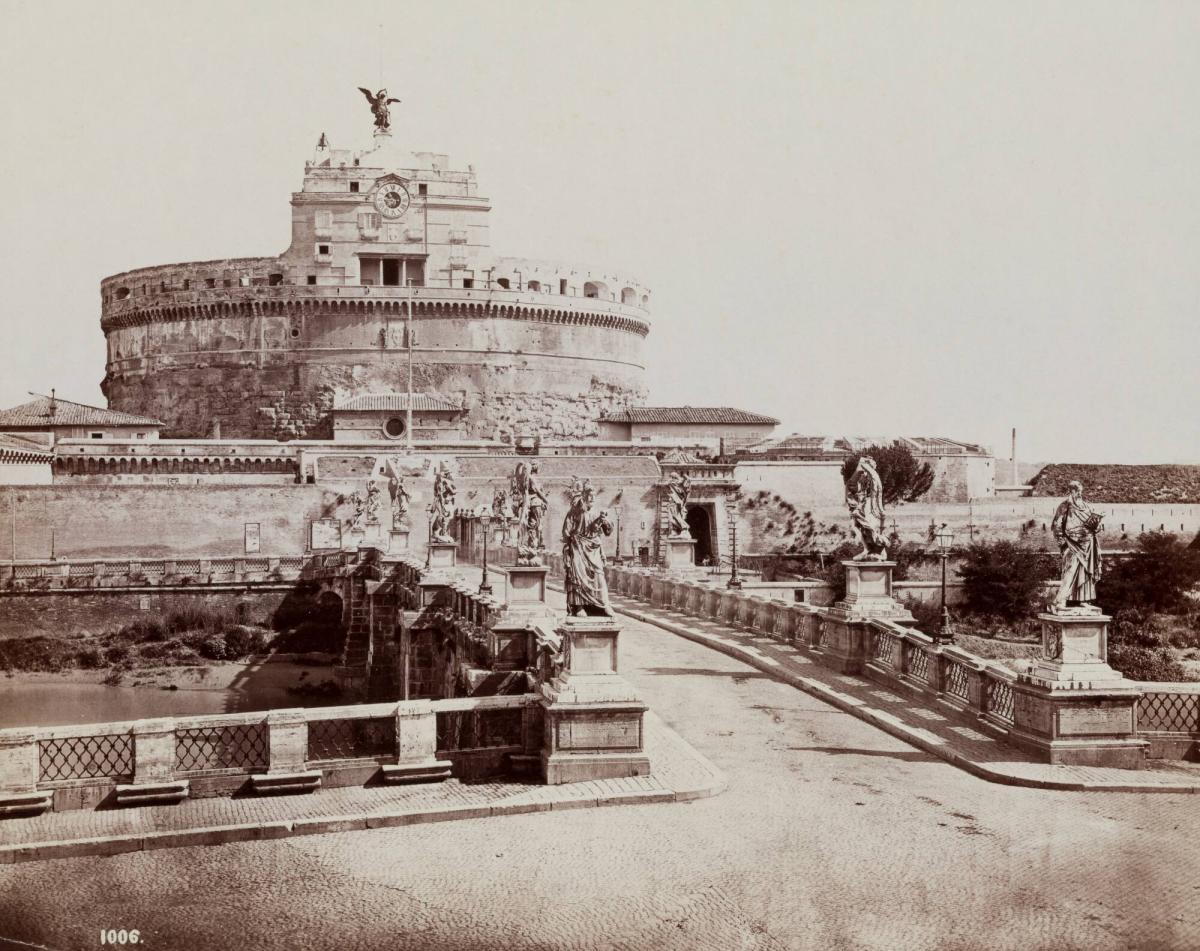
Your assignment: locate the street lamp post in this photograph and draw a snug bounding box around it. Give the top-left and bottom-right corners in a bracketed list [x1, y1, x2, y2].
[425, 504, 434, 568]
[727, 507, 742, 589]
[935, 523, 955, 641]
[479, 508, 493, 595]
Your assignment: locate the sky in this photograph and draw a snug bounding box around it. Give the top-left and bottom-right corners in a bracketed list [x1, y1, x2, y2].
[1, 0, 1197, 464]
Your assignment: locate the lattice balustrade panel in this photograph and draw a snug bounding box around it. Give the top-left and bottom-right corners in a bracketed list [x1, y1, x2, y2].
[279, 557, 304, 571]
[142, 561, 166, 575]
[873, 631, 899, 668]
[306, 717, 396, 761]
[985, 678, 1015, 723]
[908, 647, 930, 682]
[175, 724, 269, 772]
[210, 559, 236, 574]
[944, 661, 971, 702]
[14, 565, 41, 579]
[436, 708, 525, 752]
[1138, 692, 1200, 733]
[174, 560, 201, 575]
[69, 563, 95, 577]
[39, 734, 134, 782]
[244, 559, 270, 573]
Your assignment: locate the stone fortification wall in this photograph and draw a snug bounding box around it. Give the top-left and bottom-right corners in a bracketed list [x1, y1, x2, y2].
[100, 268, 649, 440]
[0, 589, 289, 639]
[738, 495, 1200, 555]
[4, 454, 663, 561]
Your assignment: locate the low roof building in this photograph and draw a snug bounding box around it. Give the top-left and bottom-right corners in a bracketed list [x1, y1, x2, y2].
[0, 394, 162, 443]
[331, 393, 468, 442]
[597, 406, 779, 451]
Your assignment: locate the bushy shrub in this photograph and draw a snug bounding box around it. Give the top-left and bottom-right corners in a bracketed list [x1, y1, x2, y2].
[223, 626, 268, 659]
[807, 541, 862, 600]
[117, 618, 167, 642]
[1106, 610, 1190, 682]
[198, 634, 227, 661]
[165, 605, 232, 634]
[76, 647, 104, 669]
[104, 644, 130, 664]
[1099, 531, 1200, 616]
[957, 541, 1052, 621]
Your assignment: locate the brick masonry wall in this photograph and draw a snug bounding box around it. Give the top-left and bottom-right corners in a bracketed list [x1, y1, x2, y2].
[0, 588, 290, 638]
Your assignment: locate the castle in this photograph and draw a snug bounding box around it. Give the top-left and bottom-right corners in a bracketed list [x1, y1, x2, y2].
[99, 113, 651, 441]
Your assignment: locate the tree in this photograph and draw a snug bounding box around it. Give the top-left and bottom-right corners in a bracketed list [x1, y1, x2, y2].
[841, 443, 935, 506]
[957, 540, 1053, 621]
[1099, 531, 1200, 616]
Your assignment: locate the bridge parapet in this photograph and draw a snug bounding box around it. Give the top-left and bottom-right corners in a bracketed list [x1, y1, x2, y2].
[0, 695, 544, 816]
[602, 563, 1198, 765]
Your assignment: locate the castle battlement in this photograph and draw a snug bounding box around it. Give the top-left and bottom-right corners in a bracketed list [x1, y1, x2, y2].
[99, 107, 651, 442]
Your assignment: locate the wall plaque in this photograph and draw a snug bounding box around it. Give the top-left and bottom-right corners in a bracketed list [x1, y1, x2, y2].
[244, 522, 261, 554]
[557, 717, 641, 751]
[1057, 705, 1133, 736]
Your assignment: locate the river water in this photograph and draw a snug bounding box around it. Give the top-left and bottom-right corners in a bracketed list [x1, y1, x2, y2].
[0, 660, 343, 729]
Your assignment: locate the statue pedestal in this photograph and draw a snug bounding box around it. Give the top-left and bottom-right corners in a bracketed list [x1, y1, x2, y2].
[1007, 610, 1146, 768]
[663, 536, 697, 571]
[362, 523, 385, 548]
[348, 529, 366, 550]
[540, 618, 649, 784]
[388, 529, 410, 554]
[505, 565, 548, 607]
[427, 542, 457, 569]
[817, 561, 916, 674]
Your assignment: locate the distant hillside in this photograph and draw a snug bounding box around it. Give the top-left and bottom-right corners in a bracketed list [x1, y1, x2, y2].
[1030, 465, 1200, 503]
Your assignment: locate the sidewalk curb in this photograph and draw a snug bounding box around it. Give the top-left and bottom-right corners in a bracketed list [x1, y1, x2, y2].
[610, 598, 1200, 795]
[0, 724, 726, 865]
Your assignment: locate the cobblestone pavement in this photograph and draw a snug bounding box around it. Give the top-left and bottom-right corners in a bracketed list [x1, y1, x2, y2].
[3, 589, 1200, 950]
[0, 712, 718, 857]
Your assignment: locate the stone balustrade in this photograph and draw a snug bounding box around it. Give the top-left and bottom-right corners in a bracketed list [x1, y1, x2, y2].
[0, 694, 540, 816]
[3, 556, 306, 591]
[603, 563, 1200, 761]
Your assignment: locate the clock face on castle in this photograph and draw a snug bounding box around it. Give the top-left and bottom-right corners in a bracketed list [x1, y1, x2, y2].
[374, 182, 411, 219]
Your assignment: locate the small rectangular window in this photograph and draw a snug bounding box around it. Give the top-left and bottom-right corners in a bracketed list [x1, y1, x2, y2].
[418, 184, 428, 196]
[315, 211, 333, 231]
[205, 278, 216, 288]
[90, 432, 104, 439]
[559, 279, 568, 294]
[136, 433, 145, 439]
[349, 181, 360, 193]
[307, 275, 317, 285]
[317, 244, 330, 255]
[462, 278, 474, 289]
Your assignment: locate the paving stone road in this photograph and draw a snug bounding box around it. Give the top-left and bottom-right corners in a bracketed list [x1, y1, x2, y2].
[2, 592, 1199, 951]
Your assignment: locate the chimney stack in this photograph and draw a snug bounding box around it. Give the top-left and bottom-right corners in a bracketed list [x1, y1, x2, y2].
[49, 388, 56, 419]
[1011, 427, 1018, 486]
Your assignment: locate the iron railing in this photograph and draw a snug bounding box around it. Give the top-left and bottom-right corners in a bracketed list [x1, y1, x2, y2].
[306, 717, 397, 761]
[174, 724, 269, 773]
[39, 734, 134, 782]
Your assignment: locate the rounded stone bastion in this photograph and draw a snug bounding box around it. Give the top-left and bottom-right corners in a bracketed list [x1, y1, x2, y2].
[98, 132, 651, 440]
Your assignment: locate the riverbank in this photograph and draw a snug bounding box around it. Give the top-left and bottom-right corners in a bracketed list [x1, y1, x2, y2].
[0, 653, 342, 728]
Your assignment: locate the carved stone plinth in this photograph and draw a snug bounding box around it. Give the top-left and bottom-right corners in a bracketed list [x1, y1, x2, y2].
[663, 536, 697, 571]
[505, 565, 548, 606]
[427, 542, 457, 569]
[1028, 610, 1123, 687]
[348, 529, 366, 550]
[540, 618, 649, 784]
[1007, 610, 1146, 769]
[817, 562, 915, 674]
[388, 529, 410, 553]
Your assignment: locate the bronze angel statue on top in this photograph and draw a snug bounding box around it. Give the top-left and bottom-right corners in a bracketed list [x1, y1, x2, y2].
[358, 87, 401, 132]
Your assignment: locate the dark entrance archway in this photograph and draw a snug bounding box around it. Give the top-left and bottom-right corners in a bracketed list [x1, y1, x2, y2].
[686, 504, 714, 567]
